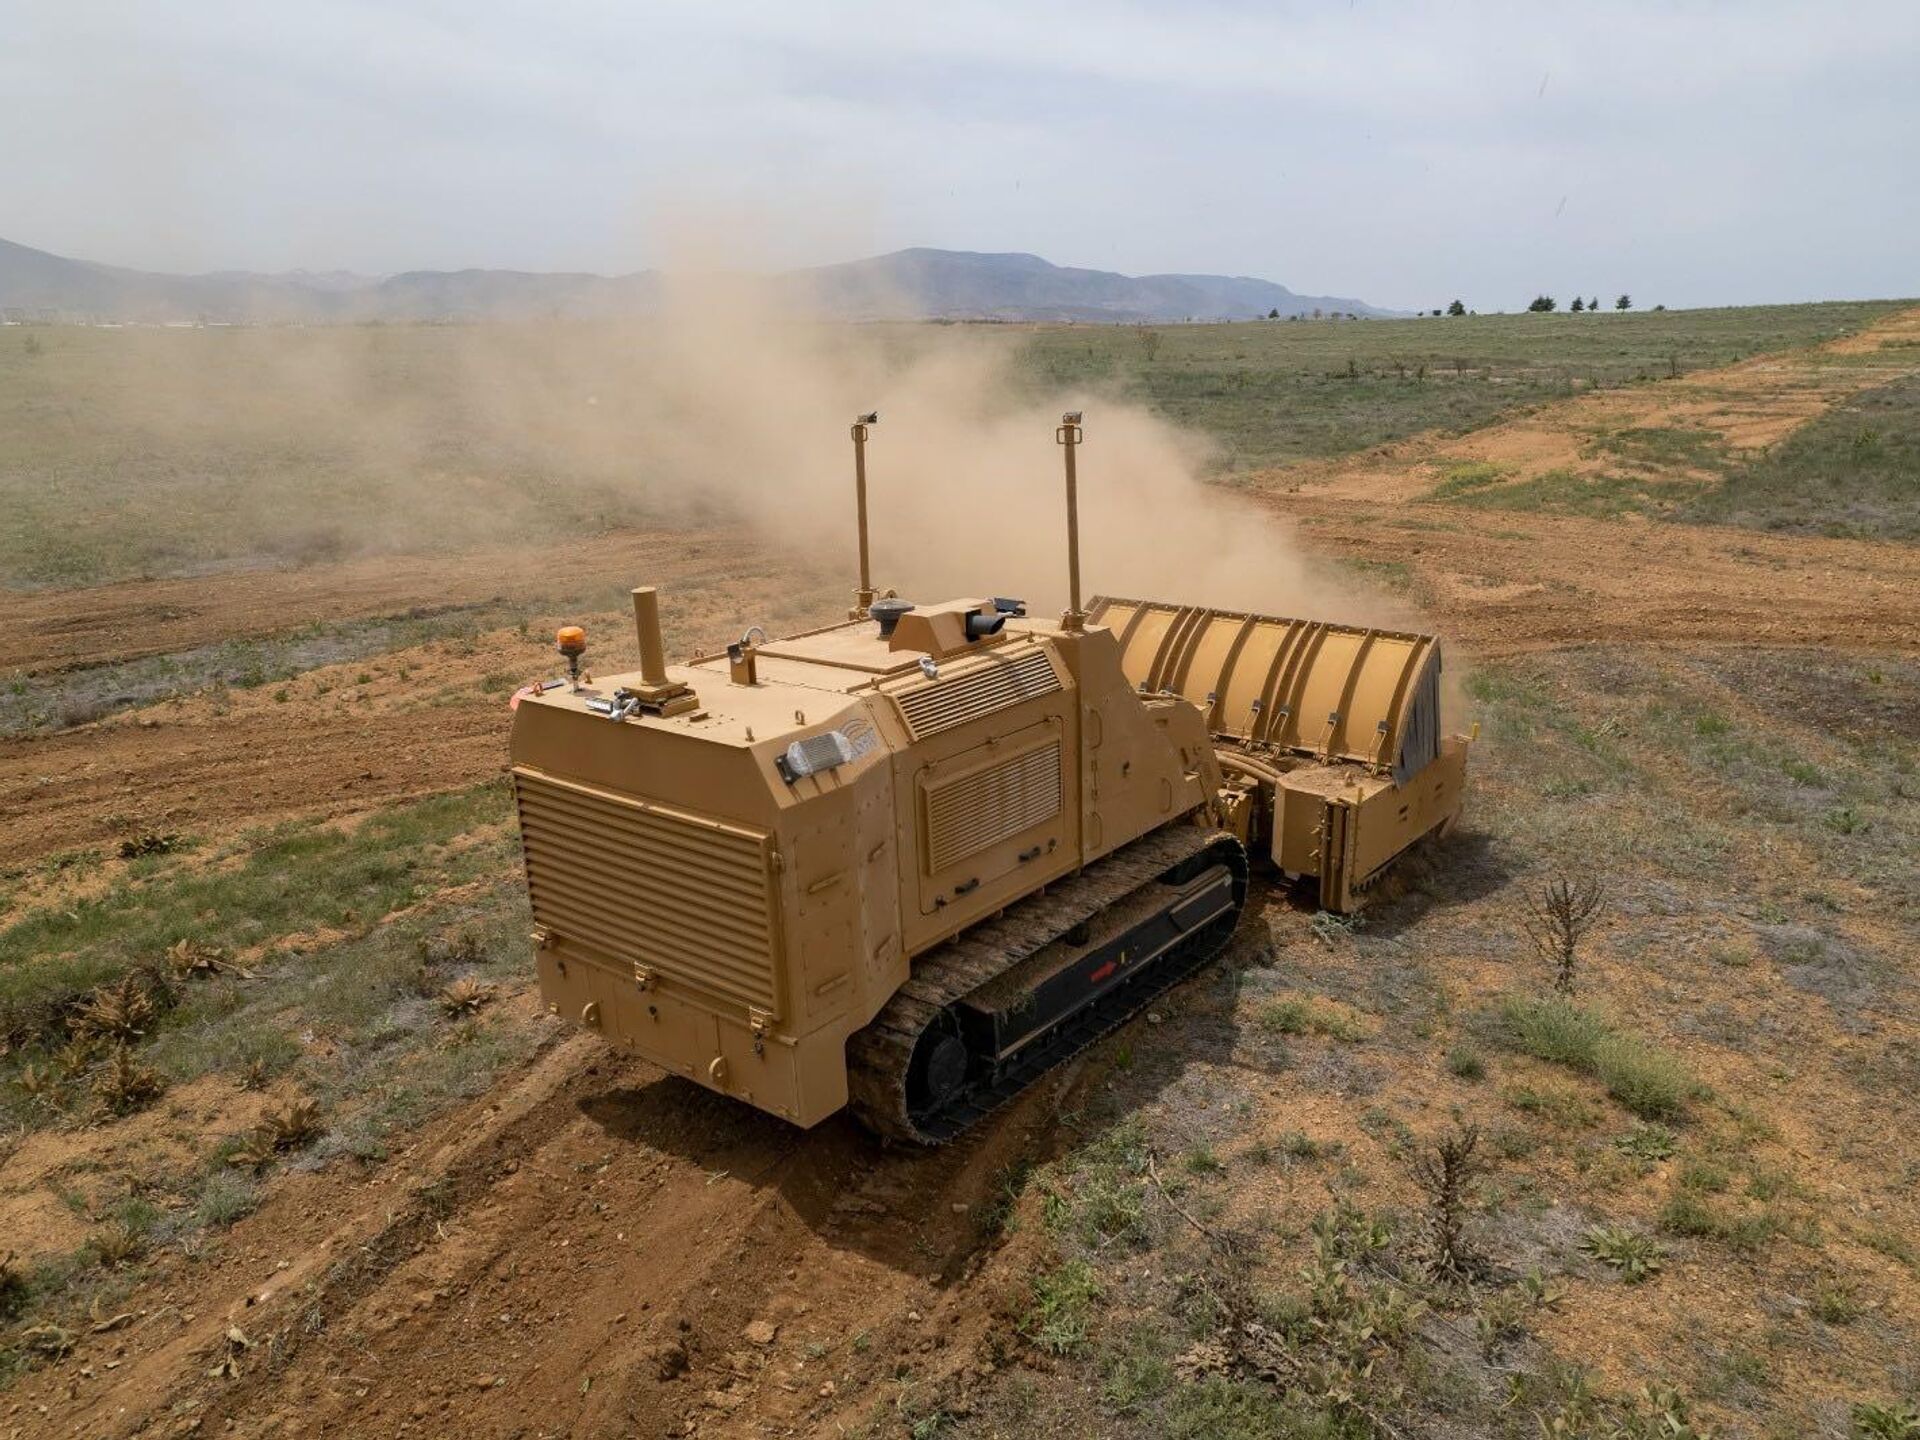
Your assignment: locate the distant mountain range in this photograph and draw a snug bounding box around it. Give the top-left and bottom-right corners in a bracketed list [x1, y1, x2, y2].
[0, 237, 1391, 324]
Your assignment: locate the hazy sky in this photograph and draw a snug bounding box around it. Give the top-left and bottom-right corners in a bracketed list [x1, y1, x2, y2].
[4, 1, 1915, 310]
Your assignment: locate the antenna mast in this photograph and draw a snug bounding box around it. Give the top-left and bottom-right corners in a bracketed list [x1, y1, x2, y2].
[850, 412, 878, 619]
[1056, 411, 1086, 632]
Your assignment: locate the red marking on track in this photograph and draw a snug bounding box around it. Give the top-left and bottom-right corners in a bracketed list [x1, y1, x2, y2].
[1088, 961, 1117, 983]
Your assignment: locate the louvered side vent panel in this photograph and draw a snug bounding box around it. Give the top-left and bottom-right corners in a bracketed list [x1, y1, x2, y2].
[925, 743, 1062, 872]
[513, 770, 779, 1014]
[894, 649, 1061, 739]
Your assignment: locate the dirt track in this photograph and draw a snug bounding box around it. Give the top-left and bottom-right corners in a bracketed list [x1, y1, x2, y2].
[16, 1015, 1094, 1439]
[0, 530, 781, 679]
[6, 308, 1920, 1438]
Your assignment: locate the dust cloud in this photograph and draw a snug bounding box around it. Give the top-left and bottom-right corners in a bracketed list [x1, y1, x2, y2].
[599, 267, 1360, 624]
[52, 250, 1416, 636]
[445, 263, 1406, 632]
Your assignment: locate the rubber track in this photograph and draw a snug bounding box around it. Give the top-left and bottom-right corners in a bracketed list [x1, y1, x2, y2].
[847, 825, 1246, 1144]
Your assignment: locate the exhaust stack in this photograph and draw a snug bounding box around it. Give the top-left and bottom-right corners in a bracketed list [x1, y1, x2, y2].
[1057, 411, 1086, 632]
[633, 587, 669, 686]
[628, 586, 697, 716]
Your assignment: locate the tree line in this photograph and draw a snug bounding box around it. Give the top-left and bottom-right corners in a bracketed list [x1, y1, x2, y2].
[1422, 295, 1659, 317]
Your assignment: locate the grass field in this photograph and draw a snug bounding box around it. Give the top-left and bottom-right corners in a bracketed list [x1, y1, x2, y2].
[1682, 371, 1920, 539]
[2, 299, 1908, 588]
[1012, 300, 1910, 471]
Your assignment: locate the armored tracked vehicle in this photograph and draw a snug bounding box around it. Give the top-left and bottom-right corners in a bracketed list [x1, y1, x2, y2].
[509, 414, 1467, 1141]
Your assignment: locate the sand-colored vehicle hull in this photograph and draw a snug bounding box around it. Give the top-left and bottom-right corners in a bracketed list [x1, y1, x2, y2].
[510, 417, 1468, 1137]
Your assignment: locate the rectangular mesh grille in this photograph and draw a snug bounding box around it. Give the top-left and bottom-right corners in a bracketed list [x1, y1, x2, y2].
[925, 743, 1062, 872]
[513, 769, 778, 1014]
[893, 648, 1060, 739]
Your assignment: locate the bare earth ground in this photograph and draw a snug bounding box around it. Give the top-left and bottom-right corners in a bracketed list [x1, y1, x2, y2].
[3, 308, 1918, 1439]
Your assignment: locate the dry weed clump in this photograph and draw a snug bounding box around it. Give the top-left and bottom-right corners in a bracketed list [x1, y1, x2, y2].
[436, 977, 497, 1018]
[0, 1249, 28, 1320]
[54, 1034, 104, 1077]
[92, 1043, 166, 1115]
[116, 832, 178, 860]
[1521, 873, 1605, 995]
[88, 1220, 148, 1269]
[416, 927, 485, 973]
[164, 937, 246, 980]
[17, 1322, 75, 1361]
[1407, 1123, 1489, 1282]
[71, 976, 158, 1044]
[227, 1096, 325, 1170]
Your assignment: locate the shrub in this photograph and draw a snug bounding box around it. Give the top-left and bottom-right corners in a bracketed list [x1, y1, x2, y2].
[1446, 1045, 1486, 1081]
[1851, 1401, 1920, 1438]
[1520, 874, 1605, 995]
[1579, 1224, 1666, 1283]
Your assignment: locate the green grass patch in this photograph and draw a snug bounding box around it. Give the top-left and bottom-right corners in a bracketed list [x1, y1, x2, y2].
[1503, 1081, 1600, 1129]
[1426, 460, 1513, 499]
[1011, 301, 1906, 479]
[1256, 996, 1371, 1042]
[1440, 465, 1697, 519]
[0, 783, 515, 1122]
[1164, 1379, 1294, 1439]
[1023, 1259, 1101, 1356]
[1039, 1118, 1152, 1249]
[1, 604, 529, 737]
[1680, 371, 1920, 539]
[1495, 996, 1697, 1120]
[1589, 425, 1734, 475]
[1658, 1191, 1779, 1253]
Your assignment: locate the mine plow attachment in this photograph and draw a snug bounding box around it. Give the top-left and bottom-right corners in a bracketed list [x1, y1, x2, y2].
[1089, 597, 1468, 912]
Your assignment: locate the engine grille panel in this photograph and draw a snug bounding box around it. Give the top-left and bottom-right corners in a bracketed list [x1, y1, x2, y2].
[513, 769, 779, 1014]
[893, 648, 1061, 739]
[924, 742, 1062, 873]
